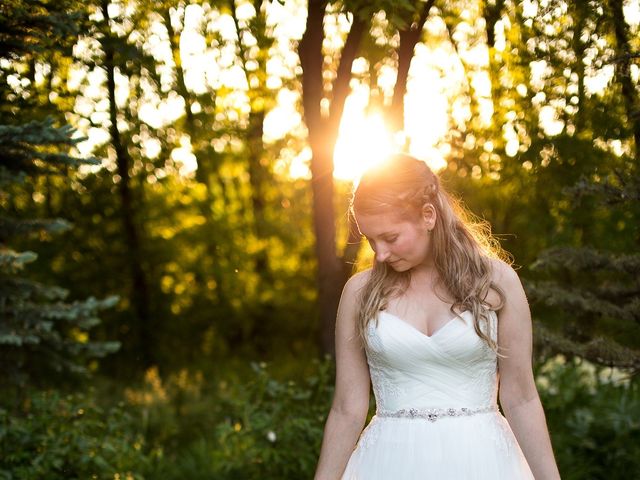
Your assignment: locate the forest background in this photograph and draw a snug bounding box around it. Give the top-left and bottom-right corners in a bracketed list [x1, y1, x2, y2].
[1, 0, 639, 478]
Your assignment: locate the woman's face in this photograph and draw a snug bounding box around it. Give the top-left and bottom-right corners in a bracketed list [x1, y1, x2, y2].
[355, 208, 434, 272]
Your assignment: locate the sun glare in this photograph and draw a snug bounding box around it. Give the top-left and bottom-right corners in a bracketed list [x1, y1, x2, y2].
[333, 112, 395, 181]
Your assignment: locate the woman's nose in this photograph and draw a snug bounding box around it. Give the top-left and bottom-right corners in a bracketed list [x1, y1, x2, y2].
[376, 248, 390, 263]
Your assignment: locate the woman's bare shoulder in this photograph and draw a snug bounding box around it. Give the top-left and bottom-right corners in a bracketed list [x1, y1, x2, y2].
[344, 268, 373, 292]
[338, 269, 372, 311]
[336, 269, 372, 331]
[487, 258, 523, 309]
[489, 258, 521, 288]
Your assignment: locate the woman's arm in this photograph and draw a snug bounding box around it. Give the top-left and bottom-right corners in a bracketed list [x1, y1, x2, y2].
[314, 271, 371, 480]
[494, 261, 561, 480]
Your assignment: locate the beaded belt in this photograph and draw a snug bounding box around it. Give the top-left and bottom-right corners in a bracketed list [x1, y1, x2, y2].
[377, 405, 498, 422]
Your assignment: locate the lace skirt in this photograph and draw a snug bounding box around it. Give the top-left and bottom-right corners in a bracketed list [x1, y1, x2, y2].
[341, 410, 534, 480]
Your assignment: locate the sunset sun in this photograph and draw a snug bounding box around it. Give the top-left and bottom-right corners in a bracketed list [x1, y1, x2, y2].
[333, 111, 396, 181]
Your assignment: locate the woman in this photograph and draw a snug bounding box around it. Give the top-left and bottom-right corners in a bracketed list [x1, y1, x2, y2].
[314, 154, 560, 479]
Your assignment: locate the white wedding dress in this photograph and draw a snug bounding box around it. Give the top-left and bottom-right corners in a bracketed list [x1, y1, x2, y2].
[341, 310, 534, 479]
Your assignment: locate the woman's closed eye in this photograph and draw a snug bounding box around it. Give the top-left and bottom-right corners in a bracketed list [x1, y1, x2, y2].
[366, 235, 398, 247]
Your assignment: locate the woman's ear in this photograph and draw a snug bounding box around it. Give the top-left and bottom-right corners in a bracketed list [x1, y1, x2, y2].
[422, 203, 436, 231]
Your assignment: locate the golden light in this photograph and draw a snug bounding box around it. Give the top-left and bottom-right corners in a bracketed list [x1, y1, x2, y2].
[69, 0, 632, 184]
[333, 111, 395, 181]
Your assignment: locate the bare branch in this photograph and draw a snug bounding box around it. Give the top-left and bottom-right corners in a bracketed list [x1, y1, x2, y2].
[389, 0, 436, 132]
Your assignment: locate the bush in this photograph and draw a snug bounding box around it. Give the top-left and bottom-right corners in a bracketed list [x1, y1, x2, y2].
[0, 390, 153, 480]
[144, 359, 335, 480]
[211, 360, 334, 479]
[140, 356, 639, 479]
[11, 356, 634, 480]
[537, 356, 640, 480]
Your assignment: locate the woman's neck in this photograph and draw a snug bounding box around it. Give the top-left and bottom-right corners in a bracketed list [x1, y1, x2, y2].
[409, 258, 437, 280]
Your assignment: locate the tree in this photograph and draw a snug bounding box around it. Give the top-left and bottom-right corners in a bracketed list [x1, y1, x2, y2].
[298, 0, 365, 354]
[0, 0, 119, 396]
[527, 0, 640, 371]
[299, 0, 435, 354]
[436, 0, 639, 368]
[96, 0, 156, 367]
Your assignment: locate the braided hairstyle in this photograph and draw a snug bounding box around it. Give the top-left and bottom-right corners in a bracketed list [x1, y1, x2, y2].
[350, 154, 508, 351]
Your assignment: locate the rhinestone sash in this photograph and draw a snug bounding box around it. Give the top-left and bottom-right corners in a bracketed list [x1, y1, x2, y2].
[377, 405, 498, 422]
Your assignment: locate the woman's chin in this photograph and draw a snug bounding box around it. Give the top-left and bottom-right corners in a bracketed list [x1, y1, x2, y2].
[388, 260, 408, 271]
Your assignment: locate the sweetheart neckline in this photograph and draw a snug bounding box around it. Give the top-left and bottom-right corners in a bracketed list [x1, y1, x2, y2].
[378, 310, 472, 340]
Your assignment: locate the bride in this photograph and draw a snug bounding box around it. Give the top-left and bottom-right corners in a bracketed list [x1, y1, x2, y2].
[314, 155, 560, 479]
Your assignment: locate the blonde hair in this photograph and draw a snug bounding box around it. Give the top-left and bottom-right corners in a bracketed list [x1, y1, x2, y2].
[350, 154, 508, 351]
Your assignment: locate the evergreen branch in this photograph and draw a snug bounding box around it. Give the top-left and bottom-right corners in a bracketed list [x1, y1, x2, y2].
[534, 321, 640, 371]
[527, 281, 636, 323]
[626, 297, 640, 324]
[565, 173, 640, 205]
[6, 296, 120, 324]
[531, 247, 640, 276]
[0, 119, 78, 145]
[0, 248, 37, 273]
[594, 282, 640, 300]
[0, 0, 86, 58]
[60, 337, 121, 357]
[0, 333, 41, 346]
[0, 119, 96, 177]
[0, 277, 68, 302]
[0, 165, 26, 187]
[0, 217, 72, 240]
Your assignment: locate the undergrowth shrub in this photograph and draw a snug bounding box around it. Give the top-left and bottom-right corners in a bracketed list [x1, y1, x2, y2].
[0, 390, 153, 480]
[144, 358, 334, 480]
[537, 356, 640, 480]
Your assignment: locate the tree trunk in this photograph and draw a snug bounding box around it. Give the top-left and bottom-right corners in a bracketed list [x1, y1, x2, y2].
[570, 3, 587, 132]
[245, 112, 267, 222]
[480, 0, 506, 125]
[102, 0, 153, 368]
[161, 8, 230, 308]
[482, 0, 505, 49]
[299, 0, 365, 354]
[443, 18, 483, 137]
[609, 0, 640, 163]
[388, 0, 435, 133]
[230, 0, 271, 275]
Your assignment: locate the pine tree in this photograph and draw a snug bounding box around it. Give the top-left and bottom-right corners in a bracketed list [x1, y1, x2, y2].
[528, 172, 640, 372]
[526, 2, 640, 372]
[0, 1, 119, 395]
